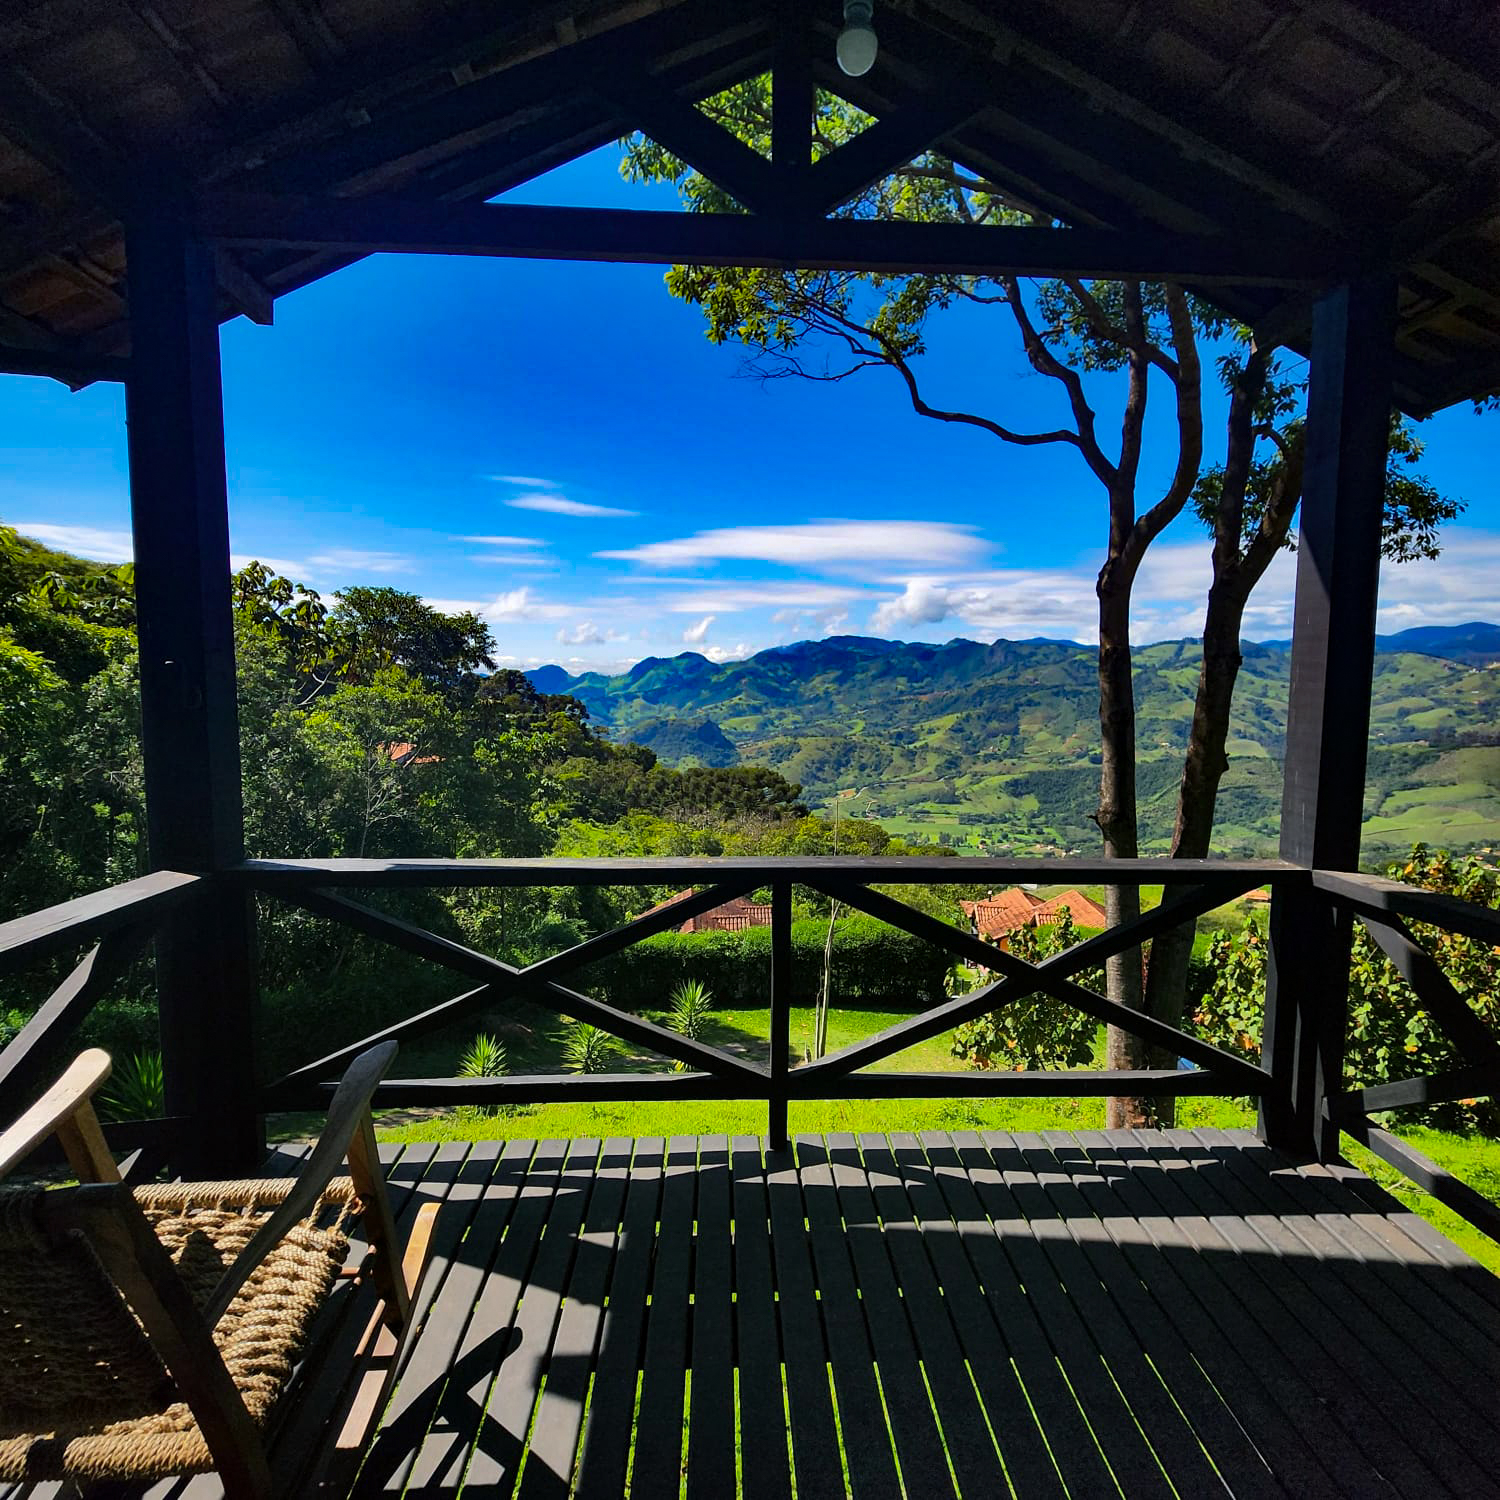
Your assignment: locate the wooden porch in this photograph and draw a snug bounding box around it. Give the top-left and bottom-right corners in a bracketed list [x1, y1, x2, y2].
[9, 1126, 1491, 1500]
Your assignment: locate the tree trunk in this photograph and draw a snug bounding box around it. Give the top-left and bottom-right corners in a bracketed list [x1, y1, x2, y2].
[1095, 566, 1150, 1127]
[1138, 574, 1253, 1123]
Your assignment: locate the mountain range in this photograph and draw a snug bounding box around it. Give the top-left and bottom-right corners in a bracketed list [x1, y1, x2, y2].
[529, 625, 1500, 858]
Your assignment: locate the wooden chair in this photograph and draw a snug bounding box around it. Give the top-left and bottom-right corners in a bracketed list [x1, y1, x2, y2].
[0, 1041, 437, 1497]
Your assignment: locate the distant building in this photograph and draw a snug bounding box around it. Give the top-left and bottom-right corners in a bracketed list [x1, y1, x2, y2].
[961, 887, 1107, 948]
[637, 888, 773, 933]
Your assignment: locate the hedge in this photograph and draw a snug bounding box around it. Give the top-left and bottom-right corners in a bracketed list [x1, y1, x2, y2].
[584, 914, 954, 1011]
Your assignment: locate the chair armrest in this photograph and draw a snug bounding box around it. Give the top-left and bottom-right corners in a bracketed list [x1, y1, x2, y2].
[203, 1041, 397, 1326]
[0, 1049, 118, 1181]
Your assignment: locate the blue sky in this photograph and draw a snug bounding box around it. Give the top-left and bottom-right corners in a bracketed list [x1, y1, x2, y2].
[3, 145, 1496, 675]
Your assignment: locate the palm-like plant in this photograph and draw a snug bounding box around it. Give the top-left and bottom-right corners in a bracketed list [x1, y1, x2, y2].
[666, 980, 714, 1069]
[456, 1032, 508, 1121]
[562, 1021, 617, 1074]
[100, 1051, 165, 1121]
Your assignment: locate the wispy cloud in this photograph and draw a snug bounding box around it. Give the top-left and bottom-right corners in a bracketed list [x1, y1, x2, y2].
[307, 548, 412, 574]
[471, 552, 555, 567]
[459, 534, 548, 547]
[12, 523, 133, 562]
[599, 520, 986, 572]
[683, 615, 715, 643]
[644, 581, 871, 614]
[507, 492, 638, 518]
[488, 475, 559, 488]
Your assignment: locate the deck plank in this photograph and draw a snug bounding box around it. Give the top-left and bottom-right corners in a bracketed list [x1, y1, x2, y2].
[765, 1142, 843, 1499]
[630, 1135, 696, 1495]
[573, 1137, 663, 1500]
[795, 1134, 903, 1500]
[361, 1138, 533, 1496]
[686, 1135, 736, 1499]
[819, 1131, 957, 1498]
[730, 1135, 792, 1500]
[515, 1136, 632, 1500]
[404, 1136, 569, 1496]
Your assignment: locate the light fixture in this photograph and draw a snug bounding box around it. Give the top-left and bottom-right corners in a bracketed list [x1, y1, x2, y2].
[837, 0, 878, 77]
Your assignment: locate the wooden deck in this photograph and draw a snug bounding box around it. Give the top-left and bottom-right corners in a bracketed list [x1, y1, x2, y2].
[9, 1128, 1500, 1499]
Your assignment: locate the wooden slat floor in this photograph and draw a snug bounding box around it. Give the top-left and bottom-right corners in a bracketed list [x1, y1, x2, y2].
[6, 1128, 1500, 1499]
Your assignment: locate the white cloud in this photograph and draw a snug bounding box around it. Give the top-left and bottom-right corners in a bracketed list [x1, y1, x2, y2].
[599, 520, 985, 572]
[647, 581, 871, 614]
[459, 534, 548, 547]
[705, 641, 753, 663]
[683, 615, 715, 643]
[870, 578, 958, 632]
[12, 523, 133, 562]
[471, 552, 555, 567]
[482, 586, 573, 622]
[488, 475, 558, 488]
[307, 548, 412, 575]
[231, 553, 320, 581]
[507, 493, 637, 518]
[557, 620, 627, 645]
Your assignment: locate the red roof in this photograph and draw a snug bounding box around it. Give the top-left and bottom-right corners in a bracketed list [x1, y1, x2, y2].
[637, 889, 774, 934]
[961, 887, 1105, 939]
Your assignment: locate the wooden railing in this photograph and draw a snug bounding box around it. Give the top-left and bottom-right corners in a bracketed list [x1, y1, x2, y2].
[2, 855, 1499, 1246]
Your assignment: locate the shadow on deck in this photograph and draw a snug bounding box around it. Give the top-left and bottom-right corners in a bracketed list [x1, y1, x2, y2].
[14, 1128, 1500, 1499]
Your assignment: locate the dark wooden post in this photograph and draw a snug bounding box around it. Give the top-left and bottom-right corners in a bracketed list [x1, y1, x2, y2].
[772, 0, 812, 206]
[126, 212, 263, 1175]
[1260, 276, 1397, 1158]
[768, 880, 792, 1152]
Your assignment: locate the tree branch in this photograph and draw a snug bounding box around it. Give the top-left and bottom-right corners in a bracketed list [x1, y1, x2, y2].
[1130, 284, 1204, 557]
[1002, 277, 1117, 488]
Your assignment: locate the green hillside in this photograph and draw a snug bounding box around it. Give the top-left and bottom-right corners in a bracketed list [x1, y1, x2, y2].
[532, 635, 1500, 858]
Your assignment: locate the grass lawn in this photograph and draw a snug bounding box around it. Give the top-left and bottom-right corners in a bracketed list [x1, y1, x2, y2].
[342, 997, 1500, 1276]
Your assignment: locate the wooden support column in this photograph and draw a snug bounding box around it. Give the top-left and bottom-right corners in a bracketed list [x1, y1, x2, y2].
[126, 214, 262, 1175]
[768, 880, 792, 1152]
[1260, 277, 1397, 1158]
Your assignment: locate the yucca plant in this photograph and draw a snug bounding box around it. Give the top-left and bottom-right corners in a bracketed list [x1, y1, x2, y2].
[666, 979, 714, 1069]
[100, 1051, 165, 1122]
[456, 1032, 508, 1121]
[562, 1021, 617, 1074]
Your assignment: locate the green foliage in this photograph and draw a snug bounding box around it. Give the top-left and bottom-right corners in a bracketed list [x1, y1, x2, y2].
[950, 912, 1102, 1070]
[456, 1031, 510, 1122]
[1193, 845, 1500, 1133]
[100, 1051, 165, 1122]
[590, 915, 952, 1012]
[459, 1032, 509, 1080]
[562, 1021, 618, 1074]
[667, 980, 715, 1068]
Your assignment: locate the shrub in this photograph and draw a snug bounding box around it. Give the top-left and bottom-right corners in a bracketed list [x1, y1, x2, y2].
[666, 979, 714, 1070]
[950, 911, 1102, 1070]
[455, 1031, 509, 1121]
[100, 1050, 165, 1121]
[562, 1021, 617, 1073]
[1192, 844, 1500, 1134]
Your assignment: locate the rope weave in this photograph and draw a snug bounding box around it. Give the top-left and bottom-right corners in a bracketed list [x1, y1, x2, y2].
[0, 1178, 361, 1483]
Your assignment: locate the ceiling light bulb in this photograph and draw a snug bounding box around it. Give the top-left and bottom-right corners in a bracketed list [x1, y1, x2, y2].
[837, 0, 878, 77]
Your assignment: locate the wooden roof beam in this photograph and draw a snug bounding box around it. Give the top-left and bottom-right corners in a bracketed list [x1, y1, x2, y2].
[0, 340, 127, 386]
[593, 74, 783, 216]
[194, 189, 1350, 285]
[802, 76, 990, 217]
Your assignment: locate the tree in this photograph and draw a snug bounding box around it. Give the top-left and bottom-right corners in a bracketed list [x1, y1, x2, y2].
[621, 80, 1458, 1124]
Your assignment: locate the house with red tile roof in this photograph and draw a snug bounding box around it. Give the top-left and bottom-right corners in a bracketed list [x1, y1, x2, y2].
[636, 889, 773, 934]
[961, 887, 1107, 948]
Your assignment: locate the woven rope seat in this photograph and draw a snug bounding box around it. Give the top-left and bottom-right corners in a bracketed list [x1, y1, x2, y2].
[0, 1176, 362, 1485]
